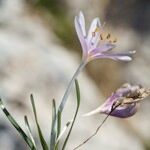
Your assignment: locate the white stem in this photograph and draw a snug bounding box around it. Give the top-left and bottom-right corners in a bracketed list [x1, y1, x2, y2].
[56, 119, 73, 143]
[82, 105, 104, 117]
[58, 61, 86, 112]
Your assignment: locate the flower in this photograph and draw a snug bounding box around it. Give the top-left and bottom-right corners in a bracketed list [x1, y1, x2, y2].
[75, 12, 135, 63]
[83, 83, 150, 118]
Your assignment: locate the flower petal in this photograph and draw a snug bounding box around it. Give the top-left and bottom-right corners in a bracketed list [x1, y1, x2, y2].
[83, 83, 149, 118]
[83, 93, 138, 118]
[93, 52, 134, 61]
[108, 104, 138, 118]
[78, 11, 86, 37]
[90, 43, 116, 54]
[74, 16, 88, 56]
[98, 93, 138, 118]
[82, 105, 104, 117]
[87, 17, 101, 43]
[83, 93, 119, 117]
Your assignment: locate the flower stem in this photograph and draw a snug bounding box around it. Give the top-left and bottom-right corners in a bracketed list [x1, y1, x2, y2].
[58, 61, 86, 112]
[62, 79, 81, 150]
[73, 103, 121, 150]
[51, 61, 86, 149]
[73, 114, 110, 150]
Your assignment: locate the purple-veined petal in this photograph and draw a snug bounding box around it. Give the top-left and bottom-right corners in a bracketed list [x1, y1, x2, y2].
[83, 93, 138, 118]
[90, 43, 116, 54]
[83, 93, 120, 117]
[92, 52, 133, 61]
[98, 94, 138, 118]
[83, 97, 138, 118]
[108, 104, 138, 118]
[78, 11, 86, 37]
[87, 18, 101, 43]
[74, 16, 88, 57]
[83, 83, 149, 118]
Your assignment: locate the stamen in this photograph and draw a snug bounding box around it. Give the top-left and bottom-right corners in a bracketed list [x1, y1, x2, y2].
[109, 40, 112, 43]
[106, 33, 111, 39]
[92, 27, 100, 37]
[95, 27, 100, 32]
[100, 34, 103, 40]
[92, 32, 96, 37]
[113, 38, 117, 43]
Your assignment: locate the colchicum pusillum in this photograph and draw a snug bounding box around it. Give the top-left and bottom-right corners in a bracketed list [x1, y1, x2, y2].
[59, 11, 135, 113]
[75, 11, 135, 63]
[74, 11, 148, 118]
[84, 83, 150, 118]
[0, 11, 150, 150]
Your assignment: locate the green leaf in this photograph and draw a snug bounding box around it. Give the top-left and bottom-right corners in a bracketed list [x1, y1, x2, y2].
[0, 99, 36, 150]
[74, 79, 80, 106]
[50, 99, 57, 150]
[54, 110, 62, 150]
[24, 116, 36, 148]
[57, 110, 61, 138]
[62, 79, 81, 150]
[54, 119, 72, 149]
[30, 94, 49, 150]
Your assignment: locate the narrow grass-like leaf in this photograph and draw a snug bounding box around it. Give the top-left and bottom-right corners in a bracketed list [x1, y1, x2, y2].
[50, 99, 57, 150]
[55, 119, 72, 146]
[73, 103, 122, 150]
[74, 79, 80, 106]
[30, 94, 49, 150]
[57, 110, 61, 138]
[0, 99, 36, 150]
[54, 110, 62, 150]
[62, 79, 81, 150]
[24, 116, 36, 148]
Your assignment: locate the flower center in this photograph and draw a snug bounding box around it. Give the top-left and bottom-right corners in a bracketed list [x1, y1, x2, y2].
[92, 27, 117, 44]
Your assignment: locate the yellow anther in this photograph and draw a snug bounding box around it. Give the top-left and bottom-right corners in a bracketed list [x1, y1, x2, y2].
[92, 27, 100, 37]
[100, 34, 103, 40]
[95, 27, 100, 32]
[94, 29, 117, 44]
[100, 32, 107, 41]
[106, 33, 111, 39]
[92, 32, 96, 37]
[113, 38, 117, 43]
[107, 33, 117, 43]
[108, 40, 112, 43]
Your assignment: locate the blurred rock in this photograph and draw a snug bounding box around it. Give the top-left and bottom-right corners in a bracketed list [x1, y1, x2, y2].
[124, 36, 150, 148]
[105, 0, 150, 35]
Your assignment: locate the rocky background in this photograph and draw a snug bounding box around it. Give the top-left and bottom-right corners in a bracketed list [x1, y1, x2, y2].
[0, 0, 150, 150]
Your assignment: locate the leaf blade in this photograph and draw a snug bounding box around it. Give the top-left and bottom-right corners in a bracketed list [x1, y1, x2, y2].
[30, 94, 49, 150]
[50, 99, 57, 150]
[62, 79, 81, 150]
[24, 116, 36, 148]
[0, 99, 36, 150]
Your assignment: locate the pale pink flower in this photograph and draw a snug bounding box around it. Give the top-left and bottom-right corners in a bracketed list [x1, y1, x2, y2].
[84, 84, 150, 118]
[75, 12, 135, 63]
